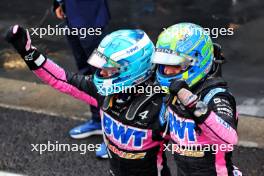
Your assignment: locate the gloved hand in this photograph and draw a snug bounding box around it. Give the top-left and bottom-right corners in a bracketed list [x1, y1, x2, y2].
[169, 79, 189, 95]
[169, 80, 197, 107]
[169, 79, 208, 118]
[5, 25, 46, 70]
[5, 25, 34, 57]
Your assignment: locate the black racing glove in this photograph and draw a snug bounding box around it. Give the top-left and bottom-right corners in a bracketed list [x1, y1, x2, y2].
[169, 79, 189, 95]
[169, 79, 198, 107]
[5, 25, 46, 70]
[169, 80, 208, 118]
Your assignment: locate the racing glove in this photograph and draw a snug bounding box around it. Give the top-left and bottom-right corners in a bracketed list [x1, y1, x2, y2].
[5, 25, 46, 70]
[169, 80, 208, 118]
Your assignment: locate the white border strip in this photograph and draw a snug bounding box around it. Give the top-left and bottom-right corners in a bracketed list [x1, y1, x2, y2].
[237, 98, 264, 117]
[238, 141, 259, 148]
[0, 171, 26, 176]
[0, 103, 87, 121]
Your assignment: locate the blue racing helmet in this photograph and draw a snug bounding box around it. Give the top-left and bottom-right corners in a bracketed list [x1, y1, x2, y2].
[88, 29, 155, 96]
[153, 23, 214, 88]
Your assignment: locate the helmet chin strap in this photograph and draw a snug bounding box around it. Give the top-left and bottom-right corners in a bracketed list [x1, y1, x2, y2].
[208, 43, 226, 78]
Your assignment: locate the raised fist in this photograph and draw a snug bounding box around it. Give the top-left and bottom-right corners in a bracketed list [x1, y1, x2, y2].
[5, 25, 34, 58]
[5, 25, 45, 70]
[169, 79, 189, 95]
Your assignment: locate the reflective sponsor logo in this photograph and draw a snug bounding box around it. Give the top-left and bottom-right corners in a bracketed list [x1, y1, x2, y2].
[217, 107, 233, 114]
[126, 46, 139, 54]
[216, 117, 231, 129]
[213, 98, 221, 104]
[103, 113, 147, 148]
[172, 145, 205, 157]
[169, 112, 196, 142]
[221, 98, 231, 105]
[108, 143, 146, 159]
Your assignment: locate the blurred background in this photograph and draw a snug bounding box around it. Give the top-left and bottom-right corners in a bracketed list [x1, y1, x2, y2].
[0, 0, 264, 176]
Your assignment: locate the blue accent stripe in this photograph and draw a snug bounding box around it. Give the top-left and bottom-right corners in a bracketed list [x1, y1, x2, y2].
[203, 88, 226, 105]
[159, 103, 166, 126]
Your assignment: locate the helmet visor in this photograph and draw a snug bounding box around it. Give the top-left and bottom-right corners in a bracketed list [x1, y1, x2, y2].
[153, 48, 196, 70]
[87, 49, 121, 71]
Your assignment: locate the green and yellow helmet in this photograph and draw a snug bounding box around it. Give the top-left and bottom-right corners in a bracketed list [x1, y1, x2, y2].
[153, 23, 214, 88]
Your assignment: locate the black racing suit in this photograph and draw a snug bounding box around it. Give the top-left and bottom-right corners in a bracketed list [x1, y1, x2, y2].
[161, 77, 242, 176]
[25, 56, 171, 176]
